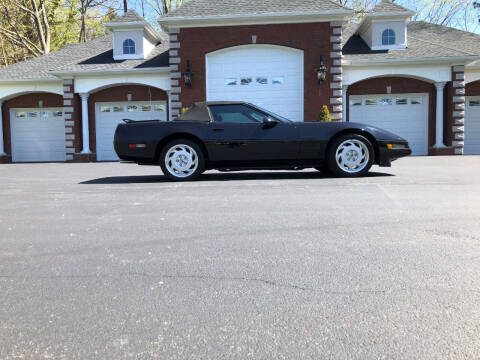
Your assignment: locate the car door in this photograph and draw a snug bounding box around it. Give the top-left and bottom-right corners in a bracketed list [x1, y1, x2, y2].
[205, 104, 299, 162]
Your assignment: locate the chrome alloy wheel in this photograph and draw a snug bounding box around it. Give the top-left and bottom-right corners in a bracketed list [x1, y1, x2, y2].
[335, 139, 369, 174]
[165, 144, 199, 178]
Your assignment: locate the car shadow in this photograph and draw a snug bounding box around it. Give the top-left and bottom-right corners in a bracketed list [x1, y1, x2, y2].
[79, 171, 394, 184]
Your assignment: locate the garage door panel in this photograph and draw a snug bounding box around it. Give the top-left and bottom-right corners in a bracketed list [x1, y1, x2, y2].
[10, 108, 66, 162]
[206, 45, 304, 122]
[95, 101, 167, 161]
[465, 97, 480, 154]
[349, 94, 428, 156]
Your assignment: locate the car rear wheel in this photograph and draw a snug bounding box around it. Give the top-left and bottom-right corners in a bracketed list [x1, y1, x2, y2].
[160, 139, 205, 181]
[327, 134, 373, 177]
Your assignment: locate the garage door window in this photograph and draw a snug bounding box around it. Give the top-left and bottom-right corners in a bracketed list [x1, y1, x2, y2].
[225, 78, 237, 86]
[127, 105, 138, 112]
[365, 99, 377, 106]
[240, 77, 252, 85]
[396, 98, 408, 105]
[113, 106, 123, 112]
[469, 100, 480, 106]
[141, 105, 152, 111]
[350, 99, 362, 106]
[256, 77, 268, 85]
[411, 98, 423, 105]
[272, 77, 284, 85]
[379, 98, 392, 106]
[100, 106, 111, 112]
[154, 104, 165, 111]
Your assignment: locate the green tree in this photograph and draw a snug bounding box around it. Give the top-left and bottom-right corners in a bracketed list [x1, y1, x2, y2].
[0, 0, 119, 67]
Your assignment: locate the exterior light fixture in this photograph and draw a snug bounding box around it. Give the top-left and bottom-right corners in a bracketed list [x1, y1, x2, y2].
[38, 100, 44, 108]
[316, 56, 328, 84]
[183, 60, 193, 87]
[127, 93, 132, 101]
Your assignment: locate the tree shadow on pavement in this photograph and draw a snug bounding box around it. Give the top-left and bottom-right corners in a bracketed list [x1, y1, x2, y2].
[79, 171, 393, 184]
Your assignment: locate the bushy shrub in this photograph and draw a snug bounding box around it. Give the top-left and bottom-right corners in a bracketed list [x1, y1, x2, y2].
[317, 105, 332, 122]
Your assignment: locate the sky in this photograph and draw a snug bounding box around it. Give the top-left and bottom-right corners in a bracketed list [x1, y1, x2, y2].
[127, 0, 480, 34]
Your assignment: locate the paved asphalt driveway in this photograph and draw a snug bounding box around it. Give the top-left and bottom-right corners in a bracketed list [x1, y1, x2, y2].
[1, 157, 480, 359]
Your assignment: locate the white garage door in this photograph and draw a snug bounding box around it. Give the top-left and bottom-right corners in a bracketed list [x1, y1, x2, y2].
[10, 108, 66, 162]
[206, 45, 304, 122]
[349, 94, 429, 155]
[95, 101, 167, 161]
[465, 97, 480, 155]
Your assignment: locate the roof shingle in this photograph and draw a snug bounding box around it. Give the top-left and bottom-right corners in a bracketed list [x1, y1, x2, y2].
[342, 21, 480, 62]
[370, 0, 413, 14]
[163, 0, 349, 18]
[0, 33, 169, 81]
[107, 9, 146, 24]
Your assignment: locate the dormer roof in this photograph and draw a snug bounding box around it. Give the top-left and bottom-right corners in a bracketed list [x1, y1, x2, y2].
[370, 0, 414, 15]
[107, 9, 146, 24]
[105, 9, 163, 42]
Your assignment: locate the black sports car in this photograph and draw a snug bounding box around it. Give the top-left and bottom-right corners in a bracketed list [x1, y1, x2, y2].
[114, 101, 411, 181]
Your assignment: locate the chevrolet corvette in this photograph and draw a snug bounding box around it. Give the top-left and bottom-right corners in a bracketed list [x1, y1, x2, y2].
[114, 101, 411, 181]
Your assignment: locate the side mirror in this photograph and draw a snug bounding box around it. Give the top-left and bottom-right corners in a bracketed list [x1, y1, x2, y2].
[262, 117, 279, 129]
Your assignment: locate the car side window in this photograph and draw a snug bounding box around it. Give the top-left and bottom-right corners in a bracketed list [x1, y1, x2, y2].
[209, 105, 264, 123]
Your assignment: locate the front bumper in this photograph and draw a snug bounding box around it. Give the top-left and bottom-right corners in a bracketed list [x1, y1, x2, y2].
[377, 141, 412, 167]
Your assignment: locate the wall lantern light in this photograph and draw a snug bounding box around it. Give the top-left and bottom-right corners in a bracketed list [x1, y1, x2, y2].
[38, 99, 44, 108]
[316, 56, 328, 84]
[183, 60, 193, 87]
[127, 93, 132, 101]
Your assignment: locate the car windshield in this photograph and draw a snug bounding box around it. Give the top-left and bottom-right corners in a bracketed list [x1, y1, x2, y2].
[249, 104, 293, 123]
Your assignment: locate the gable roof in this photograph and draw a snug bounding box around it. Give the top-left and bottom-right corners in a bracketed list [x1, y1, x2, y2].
[162, 0, 350, 19]
[107, 9, 146, 24]
[0, 33, 169, 81]
[105, 9, 162, 41]
[370, 0, 413, 14]
[342, 21, 480, 64]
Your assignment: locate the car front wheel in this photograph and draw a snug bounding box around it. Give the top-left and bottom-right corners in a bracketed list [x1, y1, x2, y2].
[327, 134, 373, 177]
[160, 139, 205, 181]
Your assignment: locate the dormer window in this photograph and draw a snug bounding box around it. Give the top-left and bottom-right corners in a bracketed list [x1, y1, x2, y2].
[382, 29, 396, 45]
[123, 39, 136, 55]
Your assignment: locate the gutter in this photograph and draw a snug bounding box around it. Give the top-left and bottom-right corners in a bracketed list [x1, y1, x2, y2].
[0, 78, 61, 83]
[49, 67, 171, 78]
[343, 55, 480, 66]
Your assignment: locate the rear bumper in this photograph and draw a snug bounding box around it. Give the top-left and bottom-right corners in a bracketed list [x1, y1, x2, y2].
[377, 142, 412, 167]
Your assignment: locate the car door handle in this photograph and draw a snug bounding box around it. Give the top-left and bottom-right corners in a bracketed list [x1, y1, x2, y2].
[212, 128, 224, 131]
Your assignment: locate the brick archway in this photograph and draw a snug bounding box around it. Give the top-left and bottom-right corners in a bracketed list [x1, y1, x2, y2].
[466, 80, 480, 96]
[346, 77, 437, 149]
[87, 85, 168, 158]
[1, 92, 63, 163]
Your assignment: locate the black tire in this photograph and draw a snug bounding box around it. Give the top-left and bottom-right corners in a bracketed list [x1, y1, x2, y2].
[159, 138, 205, 181]
[326, 134, 374, 177]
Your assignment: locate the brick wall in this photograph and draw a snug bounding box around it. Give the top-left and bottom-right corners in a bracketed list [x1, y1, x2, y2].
[466, 80, 480, 95]
[170, 22, 338, 122]
[450, 66, 465, 155]
[62, 79, 78, 161]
